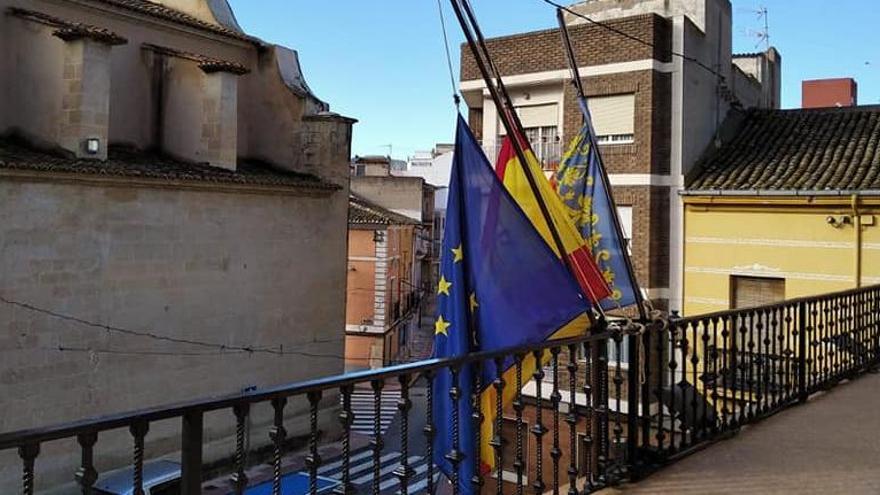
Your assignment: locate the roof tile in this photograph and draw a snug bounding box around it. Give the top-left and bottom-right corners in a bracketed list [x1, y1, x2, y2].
[85, 0, 259, 44]
[8, 7, 128, 45]
[688, 106, 880, 192]
[349, 195, 418, 226]
[0, 137, 338, 192]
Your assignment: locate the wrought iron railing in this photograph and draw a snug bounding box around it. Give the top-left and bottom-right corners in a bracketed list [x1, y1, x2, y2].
[643, 285, 880, 465]
[2, 285, 879, 495]
[482, 142, 563, 172]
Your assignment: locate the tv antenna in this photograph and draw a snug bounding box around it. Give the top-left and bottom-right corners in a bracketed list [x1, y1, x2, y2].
[747, 6, 770, 49]
[380, 144, 393, 157]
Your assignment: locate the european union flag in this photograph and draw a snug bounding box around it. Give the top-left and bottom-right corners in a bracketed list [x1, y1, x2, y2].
[555, 99, 642, 311]
[432, 117, 592, 494]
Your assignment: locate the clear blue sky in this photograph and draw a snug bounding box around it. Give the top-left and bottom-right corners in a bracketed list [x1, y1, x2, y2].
[228, 1, 879, 160]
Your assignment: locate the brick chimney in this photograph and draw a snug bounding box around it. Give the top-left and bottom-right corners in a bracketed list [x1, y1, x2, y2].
[54, 25, 127, 159]
[802, 78, 858, 109]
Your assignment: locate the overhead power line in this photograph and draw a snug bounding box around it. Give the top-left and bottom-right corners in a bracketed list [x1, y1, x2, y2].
[538, 0, 725, 80]
[4, 293, 432, 364]
[48, 345, 395, 363]
[0, 294, 342, 356]
[437, 0, 462, 108]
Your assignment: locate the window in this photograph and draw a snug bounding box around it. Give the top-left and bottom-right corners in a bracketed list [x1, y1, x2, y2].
[500, 417, 528, 483]
[354, 164, 366, 176]
[150, 479, 181, 495]
[497, 103, 562, 169]
[596, 134, 636, 145]
[576, 339, 630, 366]
[577, 433, 591, 475]
[607, 338, 630, 365]
[730, 276, 785, 309]
[586, 94, 635, 144]
[515, 104, 558, 129]
[616, 205, 633, 254]
[497, 125, 561, 169]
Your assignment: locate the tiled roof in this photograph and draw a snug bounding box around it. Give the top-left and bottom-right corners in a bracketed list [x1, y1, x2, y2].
[688, 106, 880, 192]
[8, 7, 127, 45]
[354, 155, 391, 164]
[732, 52, 764, 58]
[349, 195, 418, 226]
[0, 137, 339, 192]
[143, 43, 249, 75]
[85, 0, 259, 44]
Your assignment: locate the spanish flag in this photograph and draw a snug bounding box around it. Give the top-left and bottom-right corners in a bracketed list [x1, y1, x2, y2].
[494, 134, 612, 304]
[433, 117, 592, 493]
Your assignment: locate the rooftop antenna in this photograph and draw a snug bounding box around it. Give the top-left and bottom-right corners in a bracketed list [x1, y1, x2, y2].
[747, 6, 770, 50]
[381, 144, 393, 158]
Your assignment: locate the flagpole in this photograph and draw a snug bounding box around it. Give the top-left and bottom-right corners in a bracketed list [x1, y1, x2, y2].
[449, 0, 605, 319]
[458, 0, 529, 147]
[556, 9, 649, 322]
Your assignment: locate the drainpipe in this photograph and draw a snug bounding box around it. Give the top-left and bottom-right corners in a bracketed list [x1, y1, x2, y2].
[852, 194, 862, 288]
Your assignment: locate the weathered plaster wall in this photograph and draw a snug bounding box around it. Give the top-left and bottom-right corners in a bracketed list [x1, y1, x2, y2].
[350, 177, 427, 222]
[2, 11, 65, 145]
[0, 180, 349, 491]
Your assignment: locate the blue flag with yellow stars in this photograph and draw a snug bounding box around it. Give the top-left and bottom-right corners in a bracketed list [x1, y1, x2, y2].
[554, 98, 642, 311]
[432, 116, 592, 494]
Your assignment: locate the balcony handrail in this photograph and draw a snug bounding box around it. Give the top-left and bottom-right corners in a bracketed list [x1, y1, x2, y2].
[0, 323, 631, 451]
[4, 284, 880, 495]
[673, 283, 875, 324]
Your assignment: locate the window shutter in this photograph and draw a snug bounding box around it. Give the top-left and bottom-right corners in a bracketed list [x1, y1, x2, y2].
[587, 94, 635, 137]
[499, 104, 558, 135]
[731, 276, 785, 309]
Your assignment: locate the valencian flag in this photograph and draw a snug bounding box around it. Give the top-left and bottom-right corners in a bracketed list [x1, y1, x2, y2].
[432, 116, 592, 494]
[494, 130, 611, 304]
[554, 99, 641, 310]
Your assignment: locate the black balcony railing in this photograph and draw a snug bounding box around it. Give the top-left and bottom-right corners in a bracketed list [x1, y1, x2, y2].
[2, 285, 880, 495]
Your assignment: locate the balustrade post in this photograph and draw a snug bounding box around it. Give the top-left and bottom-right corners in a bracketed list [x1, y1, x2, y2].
[75, 432, 98, 495]
[797, 301, 808, 403]
[181, 411, 203, 495]
[19, 442, 40, 495]
[625, 325, 640, 476]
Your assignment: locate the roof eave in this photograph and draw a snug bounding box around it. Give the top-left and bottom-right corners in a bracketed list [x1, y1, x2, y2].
[682, 189, 880, 197]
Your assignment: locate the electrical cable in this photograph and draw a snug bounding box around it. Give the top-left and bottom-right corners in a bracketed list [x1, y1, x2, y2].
[48, 345, 434, 364]
[436, 0, 462, 108]
[4, 293, 430, 364]
[1, 294, 342, 355]
[539, 0, 725, 80]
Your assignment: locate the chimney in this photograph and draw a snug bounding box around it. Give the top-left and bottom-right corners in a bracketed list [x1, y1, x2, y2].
[155, 46, 247, 170]
[55, 26, 126, 159]
[199, 69, 239, 169]
[802, 78, 858, 109]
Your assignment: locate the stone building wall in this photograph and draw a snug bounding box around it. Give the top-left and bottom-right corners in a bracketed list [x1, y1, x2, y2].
[0, 178, 349, 491]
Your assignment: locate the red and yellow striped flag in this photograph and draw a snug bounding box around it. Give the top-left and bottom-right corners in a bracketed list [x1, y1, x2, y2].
[495, 135, 612, 304]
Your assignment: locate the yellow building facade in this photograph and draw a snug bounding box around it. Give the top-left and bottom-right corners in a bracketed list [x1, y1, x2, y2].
[683, 195, 880, 316]
[681, 105, 880, 316]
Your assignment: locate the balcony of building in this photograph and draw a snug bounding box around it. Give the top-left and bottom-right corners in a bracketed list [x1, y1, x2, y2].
[482, 141, 564, 174]
[1, 285, 879, 494]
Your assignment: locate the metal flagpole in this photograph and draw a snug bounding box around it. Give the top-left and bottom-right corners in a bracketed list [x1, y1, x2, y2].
[448, 0, 606, 318]
[458, 0, 528, 147]
[556, 9, 648, 322]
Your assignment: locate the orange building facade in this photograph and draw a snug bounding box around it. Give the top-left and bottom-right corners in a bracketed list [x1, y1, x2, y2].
[345, 195, 422, 369]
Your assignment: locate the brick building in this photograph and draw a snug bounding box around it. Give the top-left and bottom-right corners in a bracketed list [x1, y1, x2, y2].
[459, 0, 781, 311]
[0, 0, 354, 490]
